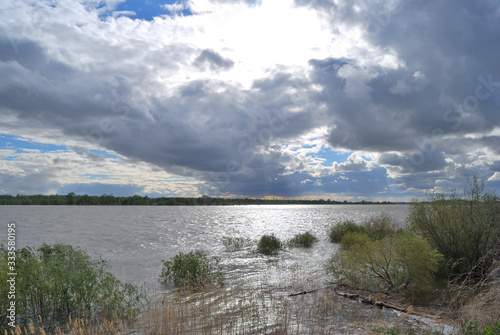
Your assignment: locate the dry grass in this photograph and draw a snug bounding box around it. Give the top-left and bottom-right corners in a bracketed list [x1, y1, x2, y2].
[5, 280, 456, 335]
[447, 277, 500, 331]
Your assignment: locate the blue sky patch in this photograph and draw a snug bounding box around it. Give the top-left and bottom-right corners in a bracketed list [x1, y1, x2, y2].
[318, 148, 352, 165]
[114, 0, 192, 20]
[0, 134, 66, 155]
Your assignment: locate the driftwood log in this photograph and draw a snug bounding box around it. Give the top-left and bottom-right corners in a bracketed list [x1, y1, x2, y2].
[335, 290, 410, 313]
[288, 285, 442, 321]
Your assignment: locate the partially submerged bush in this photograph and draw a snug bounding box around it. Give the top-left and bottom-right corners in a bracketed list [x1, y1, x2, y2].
[328, 220, 367, 243]
[326, 231, 442, 298]
[160, 251, 224, 287]
[0, 243, 143, 331]
[257, 234, 283, 255]
[288, 231, 318, 248]
[409, 176, 500, 280]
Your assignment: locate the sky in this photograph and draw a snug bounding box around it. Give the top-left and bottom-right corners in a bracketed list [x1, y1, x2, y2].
[0, 0, 499, 201]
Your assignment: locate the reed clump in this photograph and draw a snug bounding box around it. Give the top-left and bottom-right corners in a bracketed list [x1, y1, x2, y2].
[256, 234, 283, 255]
[287, 231, 318, 248]
[160, 251, 224, 287]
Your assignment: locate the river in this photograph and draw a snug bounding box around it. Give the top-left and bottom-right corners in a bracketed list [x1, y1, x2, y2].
[1, 204, 454, 334]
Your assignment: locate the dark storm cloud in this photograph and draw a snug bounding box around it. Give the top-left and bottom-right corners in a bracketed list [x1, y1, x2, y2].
[300, 0, 500, 193]
[378, 150, 446, 174]
[491, 161, 500, 172]
[100, 72, 324, 193]
[0, 36, 319, 197]
[194, 49, 234, 71]
[0, 37, 73, 77]
[208, 166, 392, 199]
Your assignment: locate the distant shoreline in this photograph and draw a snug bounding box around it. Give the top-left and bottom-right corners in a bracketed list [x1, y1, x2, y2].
[0, 194, 408, 206]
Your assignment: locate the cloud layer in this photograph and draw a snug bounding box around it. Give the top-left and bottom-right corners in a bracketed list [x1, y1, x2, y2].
[0, 0, 499, 199]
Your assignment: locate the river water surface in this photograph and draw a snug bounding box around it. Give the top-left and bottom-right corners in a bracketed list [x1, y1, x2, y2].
[1, 204, 454, 334]
[1, 204, 408, 287]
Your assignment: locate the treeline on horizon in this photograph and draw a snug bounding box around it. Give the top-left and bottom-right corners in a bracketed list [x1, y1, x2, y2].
[0, 193, 400, 206]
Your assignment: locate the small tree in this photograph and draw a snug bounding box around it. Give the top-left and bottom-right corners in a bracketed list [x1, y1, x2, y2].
[326, 232, 442, 298]
[409, 176, 500, 280]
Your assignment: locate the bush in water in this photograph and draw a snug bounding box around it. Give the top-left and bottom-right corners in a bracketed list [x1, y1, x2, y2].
[288, 231, 318, 248]
[160, 251, 224, 287]
[257, 234, 283, 255]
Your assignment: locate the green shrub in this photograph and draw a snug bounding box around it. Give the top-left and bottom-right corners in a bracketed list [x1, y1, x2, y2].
[462, 320, 480, 335]
[0, 243, 143, 331]
[257, 234, 283, 255]
[160, 251, 223, 287]
[340, 231, 371, 250]
[409, 176, 500, 280]
[363, 212, 402, 240]
[328, 220, 367, 243]
[288, 231, 318, 248]
[481, 322, 500, 335]
[326, 231, 442, 298]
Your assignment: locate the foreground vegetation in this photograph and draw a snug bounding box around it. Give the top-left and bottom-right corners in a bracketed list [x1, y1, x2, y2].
[0, 244, 144, 333]
[326, 177, 500, 334]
